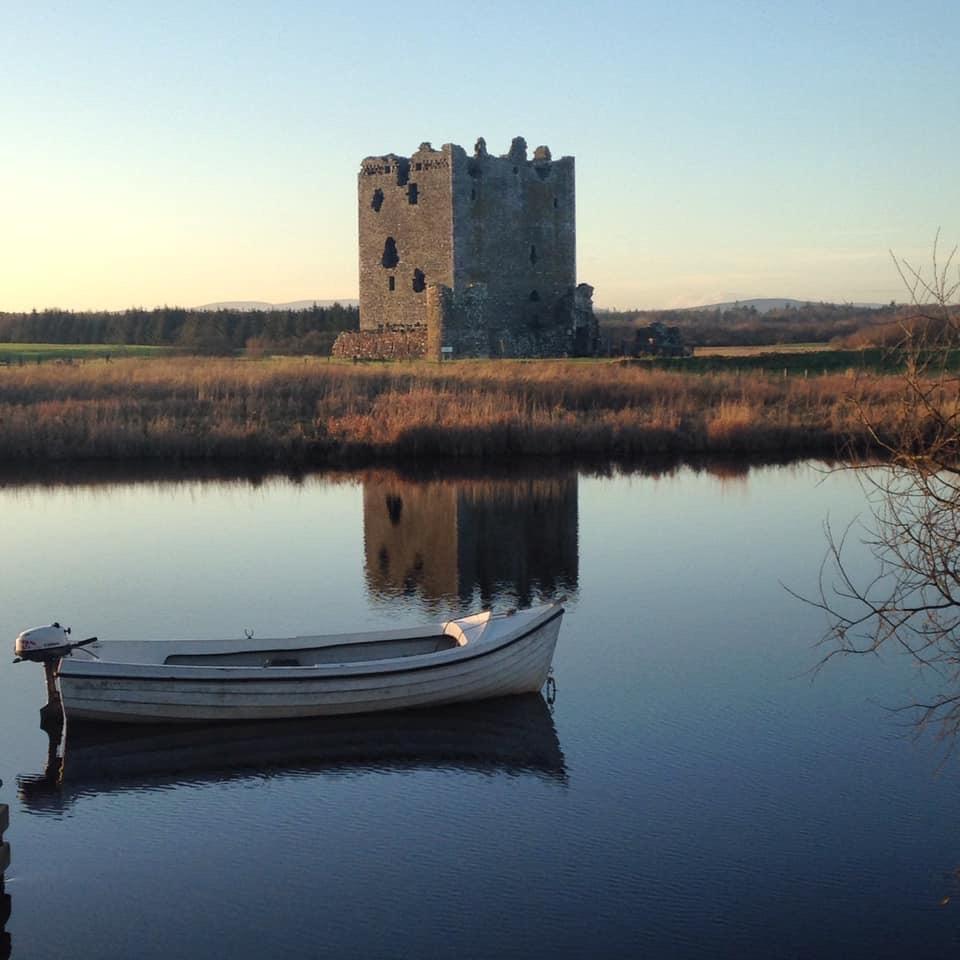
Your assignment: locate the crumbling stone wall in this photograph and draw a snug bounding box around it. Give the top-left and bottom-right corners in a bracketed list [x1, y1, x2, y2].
[331, 328, 426, 361]
[563, 283, 600, 357]
[358, 136, 594, 358]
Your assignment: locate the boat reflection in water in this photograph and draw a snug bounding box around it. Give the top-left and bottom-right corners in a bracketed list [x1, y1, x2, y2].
[19, 693, 566, 815]
[363, 469, 579, 609]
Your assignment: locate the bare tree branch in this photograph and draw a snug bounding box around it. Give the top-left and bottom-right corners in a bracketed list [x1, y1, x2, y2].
[809, 233, 960, 735]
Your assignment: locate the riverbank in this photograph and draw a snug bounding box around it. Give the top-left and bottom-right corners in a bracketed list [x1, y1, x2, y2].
[0, 356, 918, 464]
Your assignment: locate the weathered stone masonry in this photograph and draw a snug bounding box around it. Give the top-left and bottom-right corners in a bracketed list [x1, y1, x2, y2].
[350, 136, 598, 360]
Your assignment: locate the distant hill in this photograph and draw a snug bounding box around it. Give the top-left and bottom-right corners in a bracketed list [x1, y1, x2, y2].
[686, 298, 884, 314]
[196, 299, 359, 311]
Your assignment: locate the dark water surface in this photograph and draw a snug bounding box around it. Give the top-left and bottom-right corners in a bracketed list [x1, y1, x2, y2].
[1, 462, 959, 959]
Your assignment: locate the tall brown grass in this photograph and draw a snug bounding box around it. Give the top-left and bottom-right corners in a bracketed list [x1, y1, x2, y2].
[0, 357, 928, 464]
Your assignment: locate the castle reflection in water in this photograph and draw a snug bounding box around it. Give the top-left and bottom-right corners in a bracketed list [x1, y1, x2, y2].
[362, 471, 579, 608]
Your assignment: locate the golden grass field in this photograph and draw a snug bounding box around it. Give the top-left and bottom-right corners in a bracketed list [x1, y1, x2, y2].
[0, 355, 923, 464]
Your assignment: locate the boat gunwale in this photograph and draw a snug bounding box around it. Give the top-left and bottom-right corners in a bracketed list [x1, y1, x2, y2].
[58, 606, 564, 684]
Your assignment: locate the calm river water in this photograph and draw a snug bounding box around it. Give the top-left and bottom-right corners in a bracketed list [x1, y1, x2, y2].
[1, 461, 959, 959]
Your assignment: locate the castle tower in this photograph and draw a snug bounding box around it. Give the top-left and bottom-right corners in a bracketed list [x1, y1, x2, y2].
[357, 137, 590, 358]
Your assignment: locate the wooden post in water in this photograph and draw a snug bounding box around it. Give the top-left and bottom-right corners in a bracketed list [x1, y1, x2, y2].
[1, 782, 10, 960]
[0, 800, 8, 878]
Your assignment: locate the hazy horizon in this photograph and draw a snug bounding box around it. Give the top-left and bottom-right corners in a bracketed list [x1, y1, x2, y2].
[2, 1, 956, 313]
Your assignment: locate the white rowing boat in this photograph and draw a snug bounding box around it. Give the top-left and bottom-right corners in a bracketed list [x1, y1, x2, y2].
[14, 605, 563, 724]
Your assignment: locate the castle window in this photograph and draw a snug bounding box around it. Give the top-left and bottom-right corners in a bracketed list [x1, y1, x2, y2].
[383, 165, 391, 174]
[512, 166, 518, 175]
[407, 183, 419, 205]
[381, 237, 399, 269]
[470, 187, 476, 201]
[371, 188, 384, 212]
[415, 162, 422, 171]
[553, 197, 558, 209]
[412, 268, 426, 293]
[388, 276, 395, 291]
[529, 290, 540, 302]
[529, 245, 537, 266]
[396, 159, 410, 186]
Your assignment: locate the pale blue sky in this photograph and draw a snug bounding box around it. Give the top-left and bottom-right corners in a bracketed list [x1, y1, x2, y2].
[2, 0, 957, 310]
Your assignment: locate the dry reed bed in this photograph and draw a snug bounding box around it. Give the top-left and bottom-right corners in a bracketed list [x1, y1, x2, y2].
[0, 357, 926, 463]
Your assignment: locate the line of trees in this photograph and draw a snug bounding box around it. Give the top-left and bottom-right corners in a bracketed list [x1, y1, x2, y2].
[0, 304, 359, 355]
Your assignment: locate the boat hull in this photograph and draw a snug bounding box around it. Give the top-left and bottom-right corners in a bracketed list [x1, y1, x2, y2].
[57, 609, 562, 724]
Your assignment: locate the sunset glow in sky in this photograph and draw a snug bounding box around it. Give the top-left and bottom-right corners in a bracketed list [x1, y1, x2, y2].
[3, 0, 957, 311]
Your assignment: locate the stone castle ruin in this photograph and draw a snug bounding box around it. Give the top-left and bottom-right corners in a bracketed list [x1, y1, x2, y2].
[334, 136, 598, 360]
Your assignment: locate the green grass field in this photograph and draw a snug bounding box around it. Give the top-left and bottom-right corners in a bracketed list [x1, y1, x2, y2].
[0, 341, 918, 375]
[0, 343, 172, 363]
[693, 343, 832, 357]
[645, 346, 906, 374]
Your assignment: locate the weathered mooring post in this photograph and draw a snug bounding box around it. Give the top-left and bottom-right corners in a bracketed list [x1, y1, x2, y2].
[1, 780, 10, 960]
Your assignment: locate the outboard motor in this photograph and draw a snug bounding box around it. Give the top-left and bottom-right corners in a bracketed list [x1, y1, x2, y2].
[14, 623, 96, 664]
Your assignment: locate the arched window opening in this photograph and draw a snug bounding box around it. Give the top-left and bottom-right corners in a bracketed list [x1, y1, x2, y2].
[407, 183, 419, 204]
[529, 245, 538, 266]
[412, 269, 426, 293]
[371, 188, 384, 212]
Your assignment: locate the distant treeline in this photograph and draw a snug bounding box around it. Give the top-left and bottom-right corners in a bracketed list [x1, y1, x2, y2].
[599, 302, 902, 348]
[0, 305, 359, 354]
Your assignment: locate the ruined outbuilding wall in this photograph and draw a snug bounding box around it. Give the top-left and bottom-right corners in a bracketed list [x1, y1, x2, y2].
[331, 328, 426, 361]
